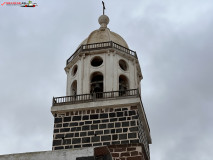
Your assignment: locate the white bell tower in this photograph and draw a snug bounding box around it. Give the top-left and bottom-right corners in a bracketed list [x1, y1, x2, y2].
[51, 13, 151, 160]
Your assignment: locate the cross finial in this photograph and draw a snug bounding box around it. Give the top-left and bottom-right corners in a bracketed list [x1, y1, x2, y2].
[102, 1, 105, 15]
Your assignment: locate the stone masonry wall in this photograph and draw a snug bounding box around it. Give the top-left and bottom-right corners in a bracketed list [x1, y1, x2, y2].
[108, 144, 146, 160]
[52, 105, 149, 159]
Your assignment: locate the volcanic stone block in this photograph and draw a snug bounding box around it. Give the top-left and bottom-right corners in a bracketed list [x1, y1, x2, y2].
[112, 141, 120, 145]
[64, 117, 71, 122]
[70, 122, 78, 127]
[90, 114, 99, 119]
[72, 138, 81, 144]
[93, 120, 101, 124]
[60, 128, 70, 132]
[54, 118, 62, 123]
[100, 113, 108, 119]
[63, 123, 69, 127]
[110, 118, 117, 122]
[95, 130, 103, 135]
[65, 133, 74, 138]
[91, 124, 98, 130]
[82, 125, 90, 131]
[56, 124, 62, 127]
[130, 139, 139, 144]
[108, 123, 114, 128]
[74, 145, 81, 148]
[121, 140, 129, 144]
[63, 139, 71, 145]
[119, 117, 126, 121]
[99, 124, 107, 129]
[115, 122, 121, 128]
[112, 134, 118, 140]
[101, 135, 111, 141]
[92, 136, 100, 142]
[128, 133, 137, 139]
[119, 133, 127, 140]
[75, 133, 79, 137]
[88, 131, 94, 136]
[111, 129, 115, 133]
[55, 146, 64, 150]
[83, 115, 89, 120]
[82, 144, 92, 147]
[53, 140, 62, 146]
[130, 120, 136, 126]
[82, 137, 90, 143]
[102, 119, 109, 123]
[104, 130, 110, 134]
[117, 112, 124, 117]
[72, 116, 81, 121]
[54, 129, 59, 133]
[116, 129, 122, 133]
[129, 111, 136, 116]
[85, 121, 92, 124]
[122, 121, 129, 127]
[55, 134, 64, 139]
[123, 128, 128, 132]
[93, 143, 102, 146]
[109, 113, 116, 117]
[80, 132, 87, 137]
[129, 127, 138, 132]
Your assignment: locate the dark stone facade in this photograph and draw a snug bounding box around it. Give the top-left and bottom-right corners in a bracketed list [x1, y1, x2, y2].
[52, 106, 149, 159]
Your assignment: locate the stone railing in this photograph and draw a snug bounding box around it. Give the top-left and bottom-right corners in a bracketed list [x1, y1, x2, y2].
[66, 41, 137, 65]
[52, 89, 139, 106]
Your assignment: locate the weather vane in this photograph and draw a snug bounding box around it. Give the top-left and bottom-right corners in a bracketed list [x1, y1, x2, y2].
[102, 1, 105, 15]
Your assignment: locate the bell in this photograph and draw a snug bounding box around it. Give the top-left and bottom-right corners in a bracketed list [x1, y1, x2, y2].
[94, 83, 101, 90]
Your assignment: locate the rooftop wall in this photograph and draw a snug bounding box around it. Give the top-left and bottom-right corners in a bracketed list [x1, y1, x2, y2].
[0, 147, 94, 160]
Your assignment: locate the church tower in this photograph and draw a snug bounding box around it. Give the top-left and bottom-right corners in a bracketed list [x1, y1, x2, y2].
[51, 11, 152, 160]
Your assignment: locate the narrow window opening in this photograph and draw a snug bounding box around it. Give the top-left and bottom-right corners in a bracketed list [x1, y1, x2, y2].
[71, 80, 77, 96]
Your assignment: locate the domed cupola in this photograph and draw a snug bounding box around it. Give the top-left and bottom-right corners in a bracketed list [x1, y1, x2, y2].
[64, 13, 142, 97]
[79, 15, 129, 49]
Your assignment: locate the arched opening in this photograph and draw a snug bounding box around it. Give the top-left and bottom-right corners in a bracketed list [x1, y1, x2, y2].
[71, 80, 77, 96]
[90, 72, 103, 98]
[119, 75, 129, 96]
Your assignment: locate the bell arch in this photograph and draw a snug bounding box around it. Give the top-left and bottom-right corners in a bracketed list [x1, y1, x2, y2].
[119, 75, 129, 95]
[90, 72, 104, 94]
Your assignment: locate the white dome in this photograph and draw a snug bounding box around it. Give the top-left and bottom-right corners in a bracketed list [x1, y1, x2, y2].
[79, 15, 129, 49]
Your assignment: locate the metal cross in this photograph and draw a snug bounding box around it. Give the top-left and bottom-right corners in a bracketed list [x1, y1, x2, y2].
[102, 1, 105, 15]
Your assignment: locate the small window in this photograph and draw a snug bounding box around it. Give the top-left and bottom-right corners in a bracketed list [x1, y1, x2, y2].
[72, 65, 78, 76]
[91, 56, 103, 67]
[119, 59, 128, 71]
[71, 80, 77, 96]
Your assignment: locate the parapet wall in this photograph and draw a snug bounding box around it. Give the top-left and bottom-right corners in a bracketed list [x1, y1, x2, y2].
[0, 147, 94, 160]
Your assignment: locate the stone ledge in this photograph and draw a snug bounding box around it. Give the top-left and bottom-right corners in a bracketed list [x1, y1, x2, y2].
[51, 97, 141, 113]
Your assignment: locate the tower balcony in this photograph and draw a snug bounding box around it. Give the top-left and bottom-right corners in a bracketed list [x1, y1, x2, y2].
[66, 41, 138, 65]
[52, 89, 139, 106]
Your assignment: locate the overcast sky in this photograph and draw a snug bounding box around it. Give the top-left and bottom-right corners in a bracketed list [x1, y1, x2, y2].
[0, 0, 213, 159]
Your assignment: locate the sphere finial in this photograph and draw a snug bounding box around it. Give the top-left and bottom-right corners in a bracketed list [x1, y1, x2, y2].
[98, 15, 109, 30]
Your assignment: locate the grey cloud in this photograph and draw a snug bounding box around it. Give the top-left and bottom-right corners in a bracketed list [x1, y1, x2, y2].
[0, 0, 213, 159]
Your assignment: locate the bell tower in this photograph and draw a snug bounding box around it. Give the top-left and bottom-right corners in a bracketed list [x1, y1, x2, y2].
[51, 11, 152, 160]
